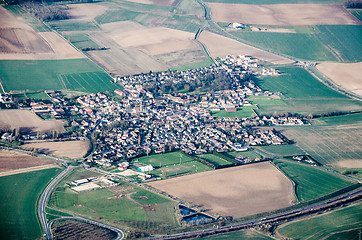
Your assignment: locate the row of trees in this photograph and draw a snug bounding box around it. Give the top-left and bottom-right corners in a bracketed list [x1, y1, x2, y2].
[345, 0, 362, 8]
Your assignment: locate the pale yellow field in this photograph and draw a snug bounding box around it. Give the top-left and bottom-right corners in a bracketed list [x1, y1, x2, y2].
[0, 110, 64, 134]
[208, 3, 360, 25]
[65, 3, 108, 21]
[109, 27, 199, 55]
[316, 62, 362, 97]
[199, 31, 293, 64]
[22, 140, 88, 159]
[124, 0, 180, 7]
[148, 162, 294, 218]
[0, 6, 84, 60]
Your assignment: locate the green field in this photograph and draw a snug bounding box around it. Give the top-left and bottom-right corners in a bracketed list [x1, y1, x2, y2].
[48, 21, 100, 32]
[211, 106, 256, 118]
[171, 59, 214, 71]
[254, 67, 362, 114]
[247, 96, 287, 107]
[222, 150, 261, 159]
[0, 59, 118, 93]
[280, 125, 362, 165]
[273, 159, 354, 202]
[197, 153, 236, 167]
[63, 34, 100, 50]
[24, 92, 51, 100]
[50, 174, 178, 230]
[349, 9, 362, 22]
[231, 31, 337, 62]
[134, 151, 212, 178]
[278, 202, 362, 240]
[0, 168, 61, 240]
[255, 144, 306, 157]
[229, 25, 362, 62]
[311, 113, 362, 126]
[200, 229, 273, 240]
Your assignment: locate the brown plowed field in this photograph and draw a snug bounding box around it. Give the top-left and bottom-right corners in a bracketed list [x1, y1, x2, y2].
[336, 160, 362, 168]
[0, 151, 56, 173]
[0, 109, 64, 134]
[22, 140, 88, 159]
[199, 31, 293, 64]
[0, 6, 84, 60]
[207, 3, 360, 25]
[148, 162, 294, 218]
[316, 62, 362, 97]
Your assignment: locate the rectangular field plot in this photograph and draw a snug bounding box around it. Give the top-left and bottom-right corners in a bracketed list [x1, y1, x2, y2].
[277, 202, 362, 240]
[134, 151, 212, 179]
[280, 125, 362, 166]
[197, 153, 236, 167]
[63, 34, 100, 50]
[222, 150, 261, 159]
[211, 106, 256, 118]
[0, 59, 117, 93]
[48, 21, 100, 32]
[60, 72, 117, 93]
[148, 162, 294, 218]
[274, 159, 354, 202]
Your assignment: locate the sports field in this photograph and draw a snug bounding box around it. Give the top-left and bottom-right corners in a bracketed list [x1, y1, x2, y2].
[0, 168, 61, 240]
[277, 202, 362, 240]
[211, 106, 256, 118]
[134, 151, 212, 178]
[273, 159, 354, 202]
[148, 162, 294, 218]
[0, 59, 118, 93]
[50, 170, 178, 230]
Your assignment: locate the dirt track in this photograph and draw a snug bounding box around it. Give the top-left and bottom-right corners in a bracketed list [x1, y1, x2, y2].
[207, 3, 360, 26]
[199, 31, 293, 64]
[148, 162, 294, 218]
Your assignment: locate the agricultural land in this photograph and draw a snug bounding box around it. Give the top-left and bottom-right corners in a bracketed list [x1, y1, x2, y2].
[277, 201, 362, 240]
[148, 162, 294, 218]
[0, 150, 57, 175]
[0, 168, 61, 240]
[22, 140, 88, 159]
[0, 0, 361, 239]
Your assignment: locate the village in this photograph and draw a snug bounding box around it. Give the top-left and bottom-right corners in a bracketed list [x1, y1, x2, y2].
[0, 56, 304, 170]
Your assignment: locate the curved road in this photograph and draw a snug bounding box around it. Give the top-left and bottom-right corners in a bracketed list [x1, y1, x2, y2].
[38, 165, 125, 240]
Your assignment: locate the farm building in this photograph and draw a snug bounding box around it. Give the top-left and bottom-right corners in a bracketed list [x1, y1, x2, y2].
[137, 165, 154, 172]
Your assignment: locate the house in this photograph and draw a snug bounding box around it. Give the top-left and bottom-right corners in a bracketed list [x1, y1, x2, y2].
[137, 165, 154, 172]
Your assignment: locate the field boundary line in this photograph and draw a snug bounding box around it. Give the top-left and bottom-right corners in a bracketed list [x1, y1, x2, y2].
[271, 160, 299, 203]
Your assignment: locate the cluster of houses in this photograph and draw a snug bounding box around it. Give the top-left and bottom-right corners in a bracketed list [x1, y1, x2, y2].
[0, 56, 305, 171]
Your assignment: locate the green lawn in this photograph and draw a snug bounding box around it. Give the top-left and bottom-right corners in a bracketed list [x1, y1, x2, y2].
[211, 106, 256, 118]
[273, 159, 354, 202]
[134, 151, 212, 178]
[171, 60, 214, 71]
[200, 229, 273, 239]
[0, 59, 118, 93]
[197, 153, 236, 167]
[0, 168, 62, 240]
[278, 202, 362, 240]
